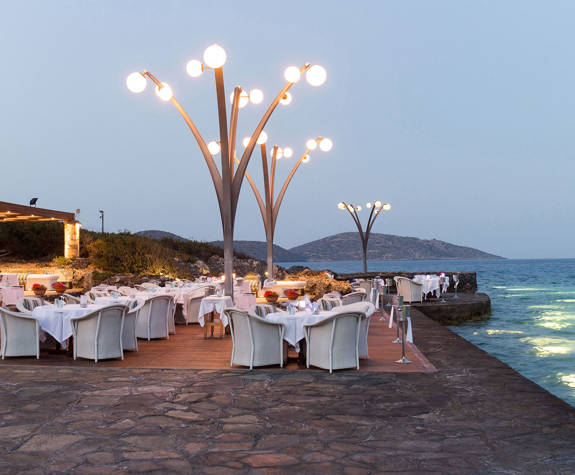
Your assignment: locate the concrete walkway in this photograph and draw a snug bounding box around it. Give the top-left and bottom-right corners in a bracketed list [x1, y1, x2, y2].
[0, 309, 573, 473]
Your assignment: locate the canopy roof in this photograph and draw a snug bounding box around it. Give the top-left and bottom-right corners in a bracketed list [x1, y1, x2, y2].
[0, 201, 76, 223]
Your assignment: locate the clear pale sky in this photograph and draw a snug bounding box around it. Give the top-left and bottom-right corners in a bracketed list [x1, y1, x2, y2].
[1, 0, 574, 259]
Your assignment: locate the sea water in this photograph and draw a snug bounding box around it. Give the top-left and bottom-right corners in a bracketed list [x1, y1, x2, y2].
[280, 258, 575, 407]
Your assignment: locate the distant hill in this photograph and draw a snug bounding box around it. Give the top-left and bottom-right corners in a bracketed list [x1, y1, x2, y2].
[289, 232, 502, 261]
[136, 230, 188, 241]
[210, 240, 305, 262]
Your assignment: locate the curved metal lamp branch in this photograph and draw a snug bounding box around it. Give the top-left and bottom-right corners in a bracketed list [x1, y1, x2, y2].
[272, 148, 310, 221]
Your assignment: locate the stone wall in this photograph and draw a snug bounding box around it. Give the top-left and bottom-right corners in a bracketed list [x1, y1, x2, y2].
[334, 271, 478, 293]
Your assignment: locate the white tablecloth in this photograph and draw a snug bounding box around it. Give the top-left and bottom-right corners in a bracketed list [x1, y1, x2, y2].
[198, 296, 233, 327]
[0, 287, 24, 306]
[266, 310, 334, 351]
[26, 274, 60, 291]
[94, 296, 134, 306]
[234, 293, 256, 311]
[0, 274, 19, 286]
[32, 304, 104, 344]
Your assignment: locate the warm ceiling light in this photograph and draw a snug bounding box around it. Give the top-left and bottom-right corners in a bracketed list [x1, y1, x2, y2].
[155, 82, 173, 101]
[186, 59, 203, 77]
[256, 131, 268, 145]
[284, 66, 301, 83]
[319, 138, 333, 152]
[283, 147, 293, 158]
[207, 141, 221, 155]
[242, 137, 250, 147]
[126, 72, 147, 93]
[306, 65, 327, 86]
[203, 43, 227, 69]
[249, 88, 264, 104]
[306, 139, 318, 150]
[280, 92, 292, 105]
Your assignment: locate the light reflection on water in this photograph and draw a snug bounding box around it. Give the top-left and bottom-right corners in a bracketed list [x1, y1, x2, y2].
[280, 258, 575, 407]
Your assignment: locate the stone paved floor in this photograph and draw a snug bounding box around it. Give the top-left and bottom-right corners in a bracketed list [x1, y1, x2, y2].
[0, 309, 574, 473]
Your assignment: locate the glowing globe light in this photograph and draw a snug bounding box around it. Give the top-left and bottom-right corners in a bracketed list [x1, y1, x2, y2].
[302, 155, 310, 163]
[348, 205, 354, 212]
[126, 72, 147, 93]
[366, 202, 372, 208]
[242, 137, 250, 147]
[207, 141, 221, 155]
[280, 92, 292, 105]
[319, 138, 333, 152]
[306, 139, 318, 150]
[186, 59, 203, 78]
[275, 147, 283, 159]
[383, 203, 392, 211]
[155, 82, 173, 101]
[374, 200, 382, 208]
[338, 202, 346, 210]
[249, 88, 264, 104]
[283, 147, 293, 158]
[256, 131, 268, 145]
[284, 66, 301, 83]
[306, 65, 327, 86]
[203, 43, 227, 69]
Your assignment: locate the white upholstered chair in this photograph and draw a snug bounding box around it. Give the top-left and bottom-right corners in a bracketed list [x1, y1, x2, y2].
[304, 312, 362, 373]
[317, 297, 342, 311]
[123, 299, 145, 351]
[70, 304, 126, 362]
[135, 295, 171, 340]
[61, 293, 80, 304]
[183, 295, 203, 324]
[15, 297, 43, 314]
[226, 308, 286, 369]
[341, 291, 367, 305]
[334, 302, 376, 359]
[394, 277, 423, 303]
[248, 304, 276, 318]
[0, 308, 40, 359]
[168, 297, 177, 334]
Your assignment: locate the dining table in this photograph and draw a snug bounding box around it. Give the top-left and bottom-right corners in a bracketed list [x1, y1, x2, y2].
[265, 310, 334, 351]
[198, 296, 233, 327]
[412, 275, 449, 298]
[32, 303, 105, 345]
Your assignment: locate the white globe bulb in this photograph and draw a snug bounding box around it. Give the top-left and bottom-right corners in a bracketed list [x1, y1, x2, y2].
[374, 200, 382, 208]
[306, 139, 318, 150]
[283, 147, 293, 158]
[207, 141, 220, 155]
[338, 202, 346, 210]
[186, 59, 203, 78]
[242, 137, 250, 147]
[256, 131, 268, 145]
[306, 65, 327, 86]
[383, 203, 392, 211]
[126, 72, 147, 93]
[275, 147, 283, 159]
[249, 88, 264, 104]
[284, 66, 301, 83]
[356, 206, 362, 211]
[155, 82, 173, 101]
[302, 155, 310, 163]
[203, 43, 227, 69]
[366, 202, 372, 208]
[280, 92, 292, 105]
[319, 138, 333, 152]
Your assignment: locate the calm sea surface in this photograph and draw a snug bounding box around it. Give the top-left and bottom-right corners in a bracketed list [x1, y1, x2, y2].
[280, 258, 575, 407]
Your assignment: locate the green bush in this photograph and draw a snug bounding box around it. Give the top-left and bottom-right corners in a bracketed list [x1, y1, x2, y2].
[0, 222, 64, 259]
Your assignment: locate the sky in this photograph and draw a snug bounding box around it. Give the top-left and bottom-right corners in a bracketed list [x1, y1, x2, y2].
[1, 0, 574, 259]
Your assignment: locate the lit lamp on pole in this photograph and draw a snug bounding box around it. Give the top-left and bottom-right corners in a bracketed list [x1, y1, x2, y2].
[126, 44, 327, 297]
[337, 200, 391, 274]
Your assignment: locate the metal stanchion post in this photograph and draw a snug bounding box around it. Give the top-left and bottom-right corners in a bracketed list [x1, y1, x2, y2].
[396, 304, 412, 364]
[392, 295, 403, 343]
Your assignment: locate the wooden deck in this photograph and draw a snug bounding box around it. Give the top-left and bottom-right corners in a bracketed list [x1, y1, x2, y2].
[0, 312, 436, 373]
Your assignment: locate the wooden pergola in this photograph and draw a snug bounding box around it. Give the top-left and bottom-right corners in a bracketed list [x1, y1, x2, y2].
[0, 201, 81, 258]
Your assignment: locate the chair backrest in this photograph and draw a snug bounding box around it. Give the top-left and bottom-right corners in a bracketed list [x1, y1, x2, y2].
[317, 297, 342, 311]
[0, 307, 39, 356]
[306, 312, 362, 362]
[74, 305, 126, 355]
[395, 277, 422, 303]
[184, 295, 203, 322]
[61, 293, 80, 304]
[127, 298, 144, 313]
[341, 291, 367, 305]
[357, 281, 372, 294]
[16, 297, 43, 314]
[249, 304, 275, 318]
[334, 301, 376, 318]
[138, 295, 172, 336]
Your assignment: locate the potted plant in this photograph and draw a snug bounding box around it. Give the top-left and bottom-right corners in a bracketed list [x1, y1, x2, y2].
[264, 290, 279, 304]
[32, 283, 47, 297]
[52, 282, 67, 294]
[284, 289, 299, 301]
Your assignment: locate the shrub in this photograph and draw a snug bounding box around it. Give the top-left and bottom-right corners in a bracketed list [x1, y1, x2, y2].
[285, 269, 352, 299]
[0, 222, 64, 259]
[52, 256, 73, 268]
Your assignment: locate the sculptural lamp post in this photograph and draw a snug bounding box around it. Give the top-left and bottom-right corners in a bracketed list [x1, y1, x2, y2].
[237, 136, 333, 279]
[126, 43, 326, 297]
[337, 200, 391, 274]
